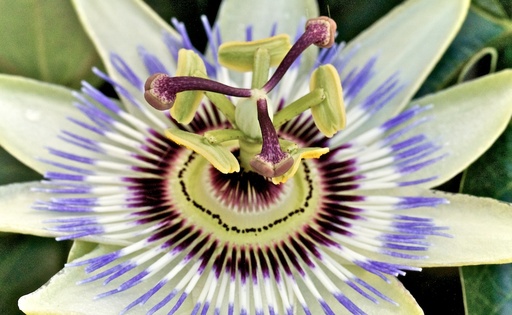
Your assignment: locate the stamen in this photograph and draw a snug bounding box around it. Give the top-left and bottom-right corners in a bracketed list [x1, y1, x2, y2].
[144, 73, 252, 110]
[249, 98, 293, 177]
[142, 16, 341, 181]
[262, 17, 337, 93]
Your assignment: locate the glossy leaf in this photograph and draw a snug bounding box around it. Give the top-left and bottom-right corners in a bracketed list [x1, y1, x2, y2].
[461, 264, 512, 315]
[0, 0, 101, 88]
[461, 121, 512, 201]
[0, 147, 40, 185]
[0, 234, 69, 315]
[472, 0, 510, 18]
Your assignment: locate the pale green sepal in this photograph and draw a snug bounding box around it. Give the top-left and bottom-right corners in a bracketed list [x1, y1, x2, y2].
[309, 65, 346, 138]
[0, 75, 93, 174]
[218, 35, 291, 72]
[19, 243, 197, 315]
[72, 0, 179, 108]
[165, 129, 240, 174]
[403, 70, 512, 188]
[336, 0, 470, 139]
[216, 0, 318, 42]
[171, 49, 208, 124]
[215, 0, 319, 78]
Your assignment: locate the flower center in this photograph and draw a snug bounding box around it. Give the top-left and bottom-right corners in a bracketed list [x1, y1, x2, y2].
[144, 16, 345, 183]
[168, 147, 322, 245]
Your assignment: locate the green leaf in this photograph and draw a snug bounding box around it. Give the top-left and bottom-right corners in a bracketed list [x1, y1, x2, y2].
[0, 234, 69, 315]
[461, 121, 512, 201]
[417, 5, 512, 96]
[460, 122, 512, 315]
[472, 0, 509, 18]
[461, 265, 512, 315]
[0, 147, 40, 185]
[0, 0, 101, 88]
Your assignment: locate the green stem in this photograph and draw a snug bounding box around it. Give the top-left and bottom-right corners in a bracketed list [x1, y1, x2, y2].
[273, 88, 325, 128]
[205, 92, 236, 125]
[252, 48, 271, 89]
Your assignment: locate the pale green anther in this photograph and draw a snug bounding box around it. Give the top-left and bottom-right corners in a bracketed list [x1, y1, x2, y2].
[203, 129, 245, 144]
[235, 93, 273, 140]
[218, 34, 291, 72]
[170, 49, 208, 124]
[252, 48, 271, 88]
[272, 88, 325, 128]
[309, 64, 346, 138]
[165, 128, 240, 174]
[204, 92, 236, 125]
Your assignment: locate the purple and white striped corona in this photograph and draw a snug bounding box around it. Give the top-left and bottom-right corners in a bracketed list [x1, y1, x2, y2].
[34, 13, 450, 315]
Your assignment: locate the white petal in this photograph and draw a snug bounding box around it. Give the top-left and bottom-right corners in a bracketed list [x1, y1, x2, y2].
[72, 0, 179, 106]
[0, 75, 85, 174]
[19, 243, 195, 315]
[216, 0, 318, 41]
[20, 241, 422, 315]
[415, 191, 512, 267]
[406, 70, 512, 187]
[0, 182, 61, 238]
[348, 266, 422, 315]
[303, 265, 422, 314]
[340, 0, 469, 137]
[0, 182, 129, 247]
[363, 189, 512, 267]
